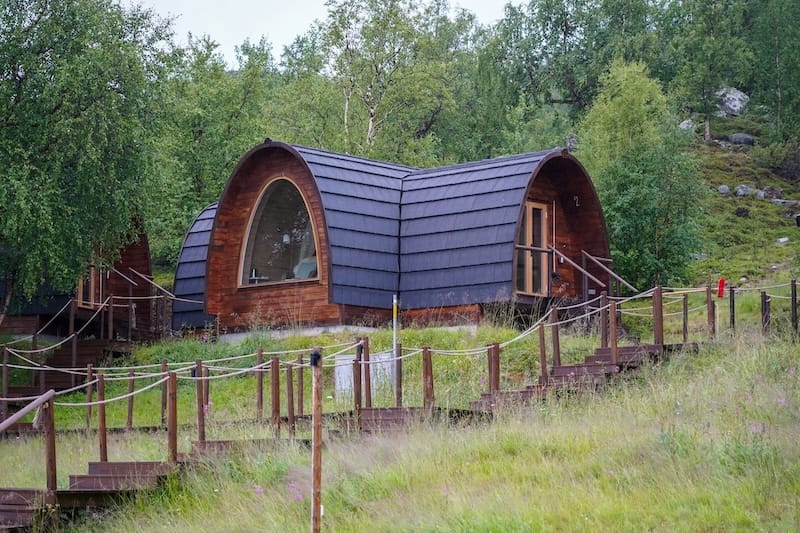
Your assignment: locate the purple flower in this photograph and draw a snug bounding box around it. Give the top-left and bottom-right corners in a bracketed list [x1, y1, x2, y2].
[788, 367, 796, 377]
[750, 423, 763, 434]
[254, 486, 264, 495]
[288, 482, 297, 491]
[777, 396, 786, 406]
[441, 486, 450, 495]
[479, 377, 486, 386]
[294, 491, 303, 501]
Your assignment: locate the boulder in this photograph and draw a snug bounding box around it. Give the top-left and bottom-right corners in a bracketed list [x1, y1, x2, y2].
[679, 118, 695, 131]
[716, 87, 749, 117]
[734, 184, 751, 197]
[728, 133, 755, 145]
[734, 207, 749, 218]
[717, 184, 730, 195]
[762, 186, 782, 199]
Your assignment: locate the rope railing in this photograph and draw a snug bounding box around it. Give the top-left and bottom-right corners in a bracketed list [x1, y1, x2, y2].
[1, 298, 74, 346]
[54, 376, 168, 407]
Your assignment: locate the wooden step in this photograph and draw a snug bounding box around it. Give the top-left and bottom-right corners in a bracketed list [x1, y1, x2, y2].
[68, 474, 162, 490]
[550, 362, 619, 377]
[359, 407, 427, 431]
[0, 490, 42, 530]
[87, 461, 175, 477]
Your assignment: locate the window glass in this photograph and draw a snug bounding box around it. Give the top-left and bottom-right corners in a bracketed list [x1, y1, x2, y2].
[241, 179, 318, 285]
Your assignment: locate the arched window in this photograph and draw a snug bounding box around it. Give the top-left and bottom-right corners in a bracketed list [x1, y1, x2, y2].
[241, 179, 318, 285]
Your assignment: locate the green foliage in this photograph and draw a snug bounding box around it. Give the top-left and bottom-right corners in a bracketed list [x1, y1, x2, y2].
[0, 0, 173, 316]
[579, 61, 704, 288]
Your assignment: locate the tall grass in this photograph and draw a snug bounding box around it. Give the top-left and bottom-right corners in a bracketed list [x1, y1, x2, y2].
[2, 332, 791, 531]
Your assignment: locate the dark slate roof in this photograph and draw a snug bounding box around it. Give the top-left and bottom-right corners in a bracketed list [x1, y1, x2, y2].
[173, 144, 566, 319]
[399, 150, 555, 309]
[172, 203, 217, 329]
[294, 146, 413, 309]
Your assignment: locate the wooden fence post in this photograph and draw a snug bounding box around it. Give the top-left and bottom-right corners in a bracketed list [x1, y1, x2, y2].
[653, 286, 664, 351]
[395, 343, 403, 408]
[286, 364, 295, 437]
[538, 324, 548, 386]
[128, 285, 134, 342]
[167, 372, 177, 464]
[108, 294, 114, 340]
[70, 299, 77, 388]
[683, 294, 689, 344]
[792, 280, 798, 339]
[86, 364, 94, 431]
[297, 353, 304, 417]
[310, 349, 322, 533]
[492, 342, 501, 392]
[1, 347, 8, 421]
[761, 291, 771, 334]
[706, 286, 715, 339]
[550, 308, 561, 368]
[44, 396, 57, 506]
[609, 301, 618, 366]
[98, 373, 107, 462]
[600, 291, 609, 349]
[422, 347, 434, 412]
[256, 348, 264, 424]
[362, 337, 372, 409]
[485, 345, 494, 394]
[160, 359, 168, 426]
[195, 359, 205, 444]
[729, 285, 736, 334]
[353, 356, 362, 432]
[271, 357, 280, 438]
[126, 369, 135, 430]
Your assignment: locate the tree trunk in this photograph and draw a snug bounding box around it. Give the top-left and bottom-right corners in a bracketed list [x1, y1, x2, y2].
[704, 113, 711, 142]
[0, 279, 13, 330]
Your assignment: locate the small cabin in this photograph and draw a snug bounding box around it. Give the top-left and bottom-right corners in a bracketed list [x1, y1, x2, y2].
[172, 140, 613, 330]
[1, 232, 156, 340]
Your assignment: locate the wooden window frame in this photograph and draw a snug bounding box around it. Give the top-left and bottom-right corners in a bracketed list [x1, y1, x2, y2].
[238, 176, 321, 289]
[515, 201, 550, 297]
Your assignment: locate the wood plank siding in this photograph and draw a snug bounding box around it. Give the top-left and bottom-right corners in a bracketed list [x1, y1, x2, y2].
[205, 144, 340, 329]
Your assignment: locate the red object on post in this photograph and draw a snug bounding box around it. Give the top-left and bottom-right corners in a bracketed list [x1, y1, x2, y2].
[717, 277, 726, 298]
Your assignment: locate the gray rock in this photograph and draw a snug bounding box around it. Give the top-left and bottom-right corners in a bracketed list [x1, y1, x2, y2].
[729, 133, 755, 145]
[756, 190, 765, 200]
[735, 184, 751, 197]
[762, 186, 782, 199]
[716, 87, 749, 117]
[777, 237, 790, 244]
[717, 184, 730, 195]
[679, 119, 695, 131]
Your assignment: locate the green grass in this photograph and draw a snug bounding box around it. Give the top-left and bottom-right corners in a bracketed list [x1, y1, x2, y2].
[9, 334, 788, 532]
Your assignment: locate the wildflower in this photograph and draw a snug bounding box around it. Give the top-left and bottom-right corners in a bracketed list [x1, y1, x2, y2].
[294, 491, 303, 501]
[777, 396, 786, 406]
[441, 486, 450, 495]
[788, 367, 796, 377]
[479, 377, 486, 386]
[288, 482, 297, 491]
[749, 423, 763, 434]
[254, 486, 264, 495]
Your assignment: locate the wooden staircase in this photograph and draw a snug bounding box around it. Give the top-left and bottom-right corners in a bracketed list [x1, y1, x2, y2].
[0, 462, 176, 530]
[470, 342, 698, 413]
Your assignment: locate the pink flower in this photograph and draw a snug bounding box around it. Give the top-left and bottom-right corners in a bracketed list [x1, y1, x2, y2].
[294, 491, 303, 501]
[750, 423, 763, 434]
[254, 486, 264, 495]
[788, 367, 796, 377]
[777, 396, 786, 406]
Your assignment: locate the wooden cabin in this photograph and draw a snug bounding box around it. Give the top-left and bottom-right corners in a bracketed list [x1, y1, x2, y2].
[1, 232, 156, 341]
[172, 139, 613, 330]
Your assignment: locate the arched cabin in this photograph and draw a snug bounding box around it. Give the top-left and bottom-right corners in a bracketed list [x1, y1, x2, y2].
[172, 139, 613, 330]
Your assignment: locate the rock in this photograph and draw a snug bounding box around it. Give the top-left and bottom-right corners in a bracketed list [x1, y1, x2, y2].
[679, 119, 695, 131]
[739, 276, 749, 284]
[777, 237, 790, 244]
[716, 87, 749, 117]
[734, 207, 749, 218]
[735, 184, 751, 197]
[728, 133, 755, 145]
[690, 253, 709, 260]
[756, 190, 765, 200]
[717, 184, 730, 195]
[762, 186, 782, 199]
[565, 133, 577, 152]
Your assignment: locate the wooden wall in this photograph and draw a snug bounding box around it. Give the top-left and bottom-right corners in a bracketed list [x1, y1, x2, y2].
[206, 145, 342, 329]
[529, 157, 611, 299]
